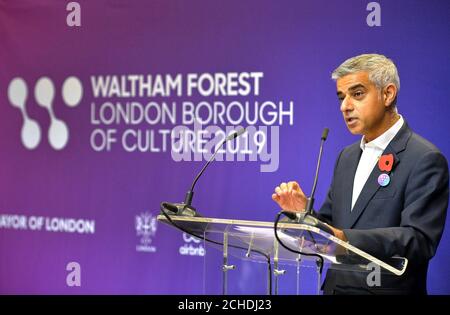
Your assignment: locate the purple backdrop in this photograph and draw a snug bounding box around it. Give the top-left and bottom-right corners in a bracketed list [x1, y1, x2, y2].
[0, 0, 449, 294]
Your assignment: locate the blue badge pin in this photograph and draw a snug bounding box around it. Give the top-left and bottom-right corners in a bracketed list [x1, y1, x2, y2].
[378, 173, 390, 187]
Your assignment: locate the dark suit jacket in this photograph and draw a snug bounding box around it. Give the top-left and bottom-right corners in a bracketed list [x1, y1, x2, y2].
[318, 121, 449, 295]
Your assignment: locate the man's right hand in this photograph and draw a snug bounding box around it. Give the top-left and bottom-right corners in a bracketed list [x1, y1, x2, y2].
[272, 181, 307, 213]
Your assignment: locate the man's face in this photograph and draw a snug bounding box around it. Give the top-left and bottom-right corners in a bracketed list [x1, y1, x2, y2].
[336, 71, 388, 141]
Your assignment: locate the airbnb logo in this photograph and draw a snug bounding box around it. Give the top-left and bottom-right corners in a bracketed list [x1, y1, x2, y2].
[7, 76, 83, 150]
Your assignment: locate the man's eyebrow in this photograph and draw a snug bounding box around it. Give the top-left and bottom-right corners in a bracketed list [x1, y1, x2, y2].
[348, 83, 366, 91]
[336, 83, 366, 96]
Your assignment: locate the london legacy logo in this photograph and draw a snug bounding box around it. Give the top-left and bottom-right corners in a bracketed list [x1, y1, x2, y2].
[135, 212, 158, 253]
[7, 76, 83, 150]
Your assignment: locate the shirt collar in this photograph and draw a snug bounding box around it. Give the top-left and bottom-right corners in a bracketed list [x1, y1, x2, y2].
[360, 115, 404, 151]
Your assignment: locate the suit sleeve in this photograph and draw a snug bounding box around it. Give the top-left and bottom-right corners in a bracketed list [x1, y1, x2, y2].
[343, 150, 449, 264]
[316, 150, 344, 224]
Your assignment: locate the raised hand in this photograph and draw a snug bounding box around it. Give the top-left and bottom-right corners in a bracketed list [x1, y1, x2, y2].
[272, 181, 307, 213]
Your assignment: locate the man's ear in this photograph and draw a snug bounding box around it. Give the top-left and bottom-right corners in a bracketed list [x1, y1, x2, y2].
[383, 83, 397, 107]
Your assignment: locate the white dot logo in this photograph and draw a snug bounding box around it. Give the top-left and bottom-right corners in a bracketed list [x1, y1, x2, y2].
[8, 78, 42, 150]
[8, 76, 83, 150]
[62, 76, 83, 107]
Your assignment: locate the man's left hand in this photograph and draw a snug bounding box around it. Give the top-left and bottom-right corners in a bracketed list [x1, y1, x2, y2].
[325, 224, 347, 242]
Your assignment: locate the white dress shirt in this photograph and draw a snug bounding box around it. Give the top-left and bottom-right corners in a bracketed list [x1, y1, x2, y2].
[351, 115, 404, 210]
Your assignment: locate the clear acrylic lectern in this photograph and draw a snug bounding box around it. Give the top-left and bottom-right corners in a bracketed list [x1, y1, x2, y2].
[157, 214, 408, 295]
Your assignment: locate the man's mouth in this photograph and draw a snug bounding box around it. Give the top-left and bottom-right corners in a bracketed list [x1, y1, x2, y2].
[346, 117, 358, 125]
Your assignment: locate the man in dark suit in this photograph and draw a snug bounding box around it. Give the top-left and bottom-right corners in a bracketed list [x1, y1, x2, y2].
[272, 54, 449, 294]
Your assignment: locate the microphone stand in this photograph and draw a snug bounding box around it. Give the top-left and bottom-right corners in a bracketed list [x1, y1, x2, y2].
[160, 128, 246, 217]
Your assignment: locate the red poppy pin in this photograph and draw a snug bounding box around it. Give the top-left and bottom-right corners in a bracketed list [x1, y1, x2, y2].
[378, 154, 394, 172]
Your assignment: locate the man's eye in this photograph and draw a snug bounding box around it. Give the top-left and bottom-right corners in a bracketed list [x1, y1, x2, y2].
[353, 91, 364, 98]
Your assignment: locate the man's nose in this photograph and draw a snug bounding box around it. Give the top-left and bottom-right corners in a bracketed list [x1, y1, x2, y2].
[340, 96, 353, 113]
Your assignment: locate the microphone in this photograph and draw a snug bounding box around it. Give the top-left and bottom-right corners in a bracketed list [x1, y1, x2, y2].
[161, 127, 247, 217]
[282, 128, 333, 235]
[305, 127, 329, 214]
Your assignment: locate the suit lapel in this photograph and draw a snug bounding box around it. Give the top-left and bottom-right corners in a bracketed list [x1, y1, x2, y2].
[347, 121, 411, 228]
[341, 145, 362, 228]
